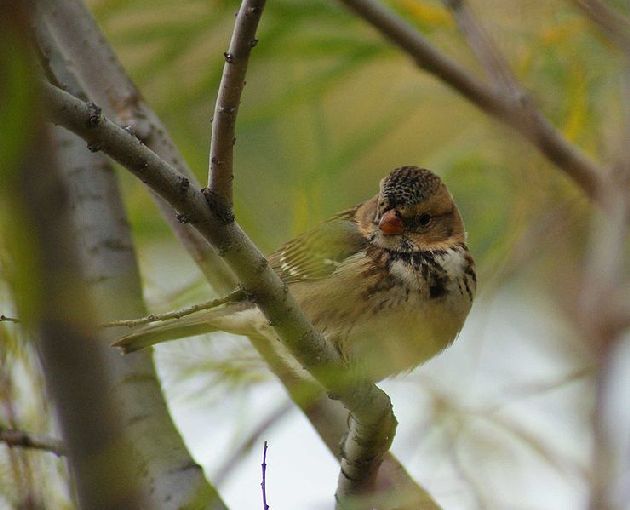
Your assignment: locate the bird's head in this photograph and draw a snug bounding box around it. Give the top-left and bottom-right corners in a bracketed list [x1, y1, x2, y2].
[357, 166, 465, 252]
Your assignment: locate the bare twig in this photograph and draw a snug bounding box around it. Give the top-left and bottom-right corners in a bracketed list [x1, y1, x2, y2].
[261, 441, 270, 510]
[573, 0, 630, 56]
[101, 289, 246, 329]
[337, 0, 605, 201]
[209, 0, 266, 207]
[44, 81, 397, 507]
[0, 427, 65, 457]
[215, 402, 291, 487]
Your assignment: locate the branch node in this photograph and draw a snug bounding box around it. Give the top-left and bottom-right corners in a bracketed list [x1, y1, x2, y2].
[176, 213, 190, 224]
[86, 102, 102, 127]
[256, 257, 269, 274]
[218, 106, 237, 115]
[223, 51, 235, 63]
[202, 188, 235, 224]
[178, 176, 190, 195]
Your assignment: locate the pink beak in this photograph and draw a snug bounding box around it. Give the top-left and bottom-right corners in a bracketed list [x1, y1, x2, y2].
[378, 209, 404, 235]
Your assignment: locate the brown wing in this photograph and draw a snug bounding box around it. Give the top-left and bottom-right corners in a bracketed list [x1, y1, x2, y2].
[269, 207, 368, 284]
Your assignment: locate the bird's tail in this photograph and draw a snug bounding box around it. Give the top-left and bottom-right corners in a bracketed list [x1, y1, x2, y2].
[112, 300, 255, 354]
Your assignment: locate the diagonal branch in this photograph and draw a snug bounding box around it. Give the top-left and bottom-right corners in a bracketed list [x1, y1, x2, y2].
[572, 0, 630, 56]
[35, 0, 237, 294]
[0, 427, 65, 457]
[337, 0, 605, 201]
[44, 81, 398, 508]
[209, 0, 266, 207]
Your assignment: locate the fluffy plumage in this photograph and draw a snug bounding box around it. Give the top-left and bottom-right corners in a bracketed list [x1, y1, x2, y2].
[114, 166, 476, 382]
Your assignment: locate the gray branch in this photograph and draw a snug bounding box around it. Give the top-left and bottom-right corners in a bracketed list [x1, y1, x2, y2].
[209, 0, 266, 207]
[36, 0, 237, 294]
[14, 121, 142, 509]
[572, 0, 630, 57]
[337, 0, 605, 202]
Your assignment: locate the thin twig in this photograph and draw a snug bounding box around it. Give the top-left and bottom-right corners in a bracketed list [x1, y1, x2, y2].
[0, 427, 65, 457]
[44, 81, 397, 507]
[337, 0, 605, 201]
[209, 0, 266, 207]
[0, 315, 20, 323]
[261, 441, 270, 510]
[572, 0, 630, 56]
[101, 289, 246, 329]
[215, 401, 291, 487]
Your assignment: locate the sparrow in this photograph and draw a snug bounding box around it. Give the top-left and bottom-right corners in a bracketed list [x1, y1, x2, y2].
[114, 166, 476, 382]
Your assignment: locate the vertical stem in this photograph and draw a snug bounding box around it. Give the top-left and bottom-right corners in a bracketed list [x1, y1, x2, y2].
[209, 0, 266, 207]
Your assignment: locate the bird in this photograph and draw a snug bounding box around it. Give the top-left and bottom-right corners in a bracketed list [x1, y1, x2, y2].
[114, 166, 476, 382]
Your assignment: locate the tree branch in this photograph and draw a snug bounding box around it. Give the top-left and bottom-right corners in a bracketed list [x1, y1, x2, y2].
[572, 0, 630, 57]
[11, 119, 142, 509]
[102, 290, 246, 329]
[43, 81, 397, 507]
[337, 0, 605, 201]
[0, 427, 65, 457]
[261, 440, 270, 510]
[209, 0, 266, 207]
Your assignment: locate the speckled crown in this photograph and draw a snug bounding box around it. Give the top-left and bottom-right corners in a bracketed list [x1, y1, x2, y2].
[380, 166, 442, 207]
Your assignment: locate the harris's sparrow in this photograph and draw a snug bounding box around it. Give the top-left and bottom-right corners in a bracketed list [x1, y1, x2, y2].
[115, 166, 476, 382]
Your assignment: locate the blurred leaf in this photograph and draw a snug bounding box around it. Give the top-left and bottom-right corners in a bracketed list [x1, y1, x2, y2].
[390, 0, 454, 31]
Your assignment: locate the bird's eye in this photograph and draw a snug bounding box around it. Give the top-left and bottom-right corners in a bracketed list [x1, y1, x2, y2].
[418, 213, 431, 226]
